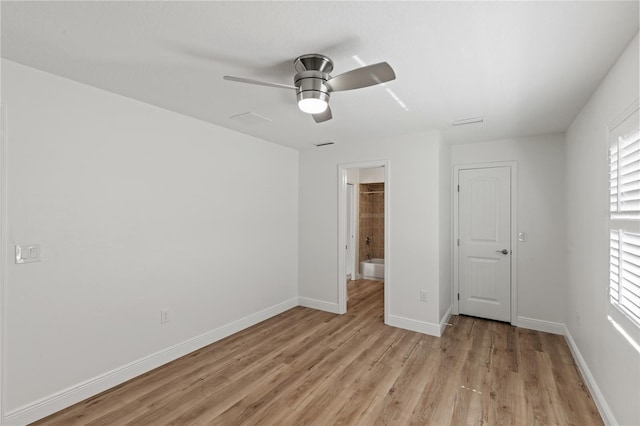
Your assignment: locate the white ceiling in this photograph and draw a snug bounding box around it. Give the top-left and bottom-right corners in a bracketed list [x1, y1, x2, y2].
[2, 1, 638, 150]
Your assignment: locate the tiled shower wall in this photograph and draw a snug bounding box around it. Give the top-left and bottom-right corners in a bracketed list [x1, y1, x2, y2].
[359, 182, 384, 265]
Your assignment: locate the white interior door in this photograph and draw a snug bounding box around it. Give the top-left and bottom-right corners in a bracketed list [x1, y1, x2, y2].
[458, 167, 511, 322]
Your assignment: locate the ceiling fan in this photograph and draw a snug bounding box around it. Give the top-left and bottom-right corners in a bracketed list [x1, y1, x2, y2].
[223, 54, 396, 123]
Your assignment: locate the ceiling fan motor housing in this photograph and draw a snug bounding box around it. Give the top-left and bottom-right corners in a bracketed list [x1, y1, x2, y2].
[295, 70, 331, 105]
[294, 54, 334, 73]
[294, 54, 333, 106]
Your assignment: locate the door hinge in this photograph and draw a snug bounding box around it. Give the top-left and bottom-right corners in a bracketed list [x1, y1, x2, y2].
[457, 293, 460, 301]
[457, 184, 460, 192]
[457, 238, 460, 246]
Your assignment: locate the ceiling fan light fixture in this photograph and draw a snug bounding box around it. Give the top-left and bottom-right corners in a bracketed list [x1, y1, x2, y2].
[297, 91, 329, 114]
[298, 98, 328, 114]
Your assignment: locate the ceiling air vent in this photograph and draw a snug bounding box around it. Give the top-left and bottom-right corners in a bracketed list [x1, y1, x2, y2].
[229, 112, 271, 125]
[314, 141, 335, 147]
[448, 117, 484, 127]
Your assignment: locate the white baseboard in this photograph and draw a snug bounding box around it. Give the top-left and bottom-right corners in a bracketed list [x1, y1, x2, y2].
[387, 314, 441, 337]
[3, 297, 298, 426]
[439, 305, 453, 335]
[298, 297, 340, 314]
[563, 325, 617, 426]
[516, 316, 564, 335]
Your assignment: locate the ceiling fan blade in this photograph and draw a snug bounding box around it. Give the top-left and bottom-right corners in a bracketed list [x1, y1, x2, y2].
[223, 75, 296, 90]
[313, 106, 332, 123]
[325, 62, 396, 92]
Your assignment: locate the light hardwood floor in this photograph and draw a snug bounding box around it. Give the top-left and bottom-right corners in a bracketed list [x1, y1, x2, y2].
[33, 280, 603, 425]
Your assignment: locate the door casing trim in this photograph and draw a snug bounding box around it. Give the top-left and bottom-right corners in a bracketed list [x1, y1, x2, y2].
[453, 161, 518, 325]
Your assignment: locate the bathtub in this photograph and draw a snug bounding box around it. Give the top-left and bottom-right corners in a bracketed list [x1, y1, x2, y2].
[361, 258, 384, 280]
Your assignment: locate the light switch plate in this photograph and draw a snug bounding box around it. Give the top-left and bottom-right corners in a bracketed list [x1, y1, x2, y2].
[15, 244, 41, 264]
[518, 232, 527, 242]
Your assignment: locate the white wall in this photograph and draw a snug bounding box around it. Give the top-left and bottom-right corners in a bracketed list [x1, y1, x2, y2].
[1, 60, 299, 423]
[438, 139, 452, 321]
[565, 33, 639, 426]
[299, 131, 449, 334]
[452, 133, 566, 328]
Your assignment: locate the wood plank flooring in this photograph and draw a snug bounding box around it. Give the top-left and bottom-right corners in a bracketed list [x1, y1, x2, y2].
[33, 280, 603, 425]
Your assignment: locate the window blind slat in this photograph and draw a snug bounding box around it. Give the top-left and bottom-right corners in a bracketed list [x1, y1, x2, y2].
[613, 230, 640, 325]
[620, 292, 640, 311]
[622, 280, 640, 299]
[619, 170, 639, 184]
[620, 129, 640, 149]
[620, 139, 639, 157]
[612, 119, 640, 221]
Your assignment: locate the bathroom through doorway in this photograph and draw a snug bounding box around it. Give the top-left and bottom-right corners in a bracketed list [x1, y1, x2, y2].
[338, 161, 389, 324]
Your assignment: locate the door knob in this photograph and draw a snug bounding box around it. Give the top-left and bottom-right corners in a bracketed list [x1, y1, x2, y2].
[496, 249, 509, 255]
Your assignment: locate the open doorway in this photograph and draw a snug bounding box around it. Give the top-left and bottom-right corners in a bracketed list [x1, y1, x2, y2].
[338, 161, 390, 324]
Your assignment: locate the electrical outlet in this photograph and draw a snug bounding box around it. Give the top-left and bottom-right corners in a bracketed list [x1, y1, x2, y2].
[420, 290, 428, 302]
[15, 244, 42, 264]
[160, 310, 170, 324]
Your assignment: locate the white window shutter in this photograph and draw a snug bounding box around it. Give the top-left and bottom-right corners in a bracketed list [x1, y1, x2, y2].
[609, 104, 640, 328]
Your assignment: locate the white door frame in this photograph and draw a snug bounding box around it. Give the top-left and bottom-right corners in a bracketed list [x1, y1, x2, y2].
[346, 183, 355, 279]
[0, 106, 8, 422]
[338, 160, 390, 323]
[349, 184, 359, 280]
[453, 161, 518, 325]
